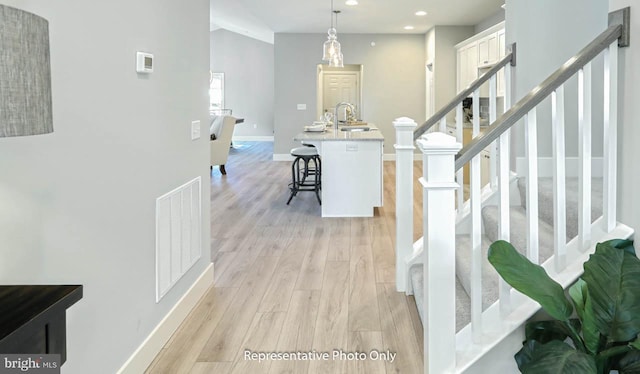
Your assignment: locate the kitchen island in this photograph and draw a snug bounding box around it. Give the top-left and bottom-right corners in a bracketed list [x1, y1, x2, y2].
[294, 124, 384, 217]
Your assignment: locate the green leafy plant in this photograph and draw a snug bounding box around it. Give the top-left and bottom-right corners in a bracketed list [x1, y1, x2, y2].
[488, 239, 640, 373]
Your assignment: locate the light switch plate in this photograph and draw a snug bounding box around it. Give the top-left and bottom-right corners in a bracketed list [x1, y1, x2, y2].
[191, 120, 201, 140]
[297, 104, 307, 110]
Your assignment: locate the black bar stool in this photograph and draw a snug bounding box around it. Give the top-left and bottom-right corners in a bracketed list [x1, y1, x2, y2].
[287, 146, 321, 205]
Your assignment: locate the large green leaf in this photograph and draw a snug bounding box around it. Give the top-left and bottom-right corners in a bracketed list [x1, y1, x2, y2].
[516, 340, 540, 371]
[569, 279, 602, 354]
[525, 319, 581, 345]
[619, 350, 640, 373]
[488, 240, 573, 321]
[605, 239, 636, 255]
[583, 240, 640, 342]
[569, 278, 588, 320]
[521, 340, 597, 373]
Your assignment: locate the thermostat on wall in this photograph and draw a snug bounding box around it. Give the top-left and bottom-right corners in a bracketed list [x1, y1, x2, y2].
[136, 52, 154, 73]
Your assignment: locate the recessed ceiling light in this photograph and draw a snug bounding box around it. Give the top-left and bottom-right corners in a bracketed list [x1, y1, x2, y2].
[346, 0, 358, 5]
[415, 11, 427, 16]
[501, 4, 506, 9]
[404, 25, 415, 30]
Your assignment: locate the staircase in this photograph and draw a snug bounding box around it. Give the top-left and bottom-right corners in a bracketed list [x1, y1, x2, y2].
[410, 177, 603, 332]
[393, 8, 632, 373]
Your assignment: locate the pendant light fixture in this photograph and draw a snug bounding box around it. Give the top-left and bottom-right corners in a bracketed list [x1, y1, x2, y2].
[329, 11, 344, 67]
[322, 0, 341, 61]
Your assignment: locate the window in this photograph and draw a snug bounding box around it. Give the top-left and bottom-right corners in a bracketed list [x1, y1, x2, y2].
[209, 72, 225, 114]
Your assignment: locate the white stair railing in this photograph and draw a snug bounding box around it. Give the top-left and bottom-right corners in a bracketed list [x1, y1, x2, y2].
[394, 7, 630, 373]
[394, 44, 516, 296]
[393, 117, 417, 292]
[418, 132, 461, 373]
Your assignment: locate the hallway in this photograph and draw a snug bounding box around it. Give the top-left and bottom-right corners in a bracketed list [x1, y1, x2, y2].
[146, 141, 424, 374]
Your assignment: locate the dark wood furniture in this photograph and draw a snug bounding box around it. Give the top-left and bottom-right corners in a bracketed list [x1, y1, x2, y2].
[0, 285, 82, 364]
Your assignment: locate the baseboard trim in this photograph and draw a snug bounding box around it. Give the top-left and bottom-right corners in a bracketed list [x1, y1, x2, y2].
[516, 157, 603, 178]
[116, 263, 214, 374]
[232, 136, 274, 142]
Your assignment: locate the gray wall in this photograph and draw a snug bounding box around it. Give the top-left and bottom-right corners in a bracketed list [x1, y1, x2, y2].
[0, 0, 211, 373]
[609, 0, 640, 234]
[274, 33, 425, 155]
[433, 26, 475, 122]
[507, 0, 607, 158]
[475, 9, 506, 34]
[210, 29, 275, 137]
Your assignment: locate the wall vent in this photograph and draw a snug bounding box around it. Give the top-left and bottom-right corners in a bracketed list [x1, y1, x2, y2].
[155, 177, 202, 302]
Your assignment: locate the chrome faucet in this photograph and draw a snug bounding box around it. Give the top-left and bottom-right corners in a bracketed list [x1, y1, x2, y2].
[334, 102, 355, 129]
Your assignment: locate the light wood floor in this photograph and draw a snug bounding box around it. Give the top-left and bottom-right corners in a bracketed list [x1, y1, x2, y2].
[146, 141, 425, 374]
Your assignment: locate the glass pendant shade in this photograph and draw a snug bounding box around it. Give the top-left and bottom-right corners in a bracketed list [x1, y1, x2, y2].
[329, 51, 344, 68]
[322, 28, 341, 61]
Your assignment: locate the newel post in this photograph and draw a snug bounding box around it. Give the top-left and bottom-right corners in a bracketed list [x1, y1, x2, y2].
[418, 132, 461, 374]
[394, 117, 417, 293]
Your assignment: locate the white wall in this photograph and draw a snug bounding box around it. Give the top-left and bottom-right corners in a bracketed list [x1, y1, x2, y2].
[273, 33, 425, 155]
[210, 29, 275, 138]
[609, 0, 639, 233]
[0, 1, 211, 373]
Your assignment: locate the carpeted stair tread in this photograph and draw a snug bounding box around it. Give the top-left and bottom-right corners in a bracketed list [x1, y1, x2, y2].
[410, 264, 470, 332]
[411, 176, 602, 332]
[518, 177, 603, 240]
[455, 234, 500, 311]
[482, 205, 555, 264]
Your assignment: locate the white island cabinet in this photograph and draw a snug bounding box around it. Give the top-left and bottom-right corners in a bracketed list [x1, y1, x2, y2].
[294, 125, 384, 217]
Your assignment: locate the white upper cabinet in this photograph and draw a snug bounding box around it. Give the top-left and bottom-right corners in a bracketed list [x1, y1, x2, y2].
[478, 32, 498, 66]
[455, 22, 506, 96]
[457, 42, 478, 92]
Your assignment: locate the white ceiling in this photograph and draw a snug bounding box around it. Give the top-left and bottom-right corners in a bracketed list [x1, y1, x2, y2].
[210, 0, 505, 44]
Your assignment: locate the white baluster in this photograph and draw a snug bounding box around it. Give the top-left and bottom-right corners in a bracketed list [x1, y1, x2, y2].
[489, 75, 498, 188]
[418, 132, 461, 374]
[552, 87, 567, 272]
[525, 109, 539, 264]
[504, 64, 512, 113]
[473, 89, 480, 139]
[456, 103, 464, 211]
[499, 63, 513, 314]
[470, 154, 483, 340]
[440, 117, 447, 133]
[470, 88, 483, 340]
[393, 117, 418, 292]
[498, 129, 511, 314]
[578, 64, 592, 251]
[603, 43, 618, 232]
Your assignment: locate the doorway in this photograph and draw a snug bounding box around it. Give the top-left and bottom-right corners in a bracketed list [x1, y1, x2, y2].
[425, 61, 435, 119]
[317, 64, 363, 122]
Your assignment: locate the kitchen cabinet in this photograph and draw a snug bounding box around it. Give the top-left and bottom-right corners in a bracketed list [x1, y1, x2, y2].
[457, 42, 478, 93]
[456, 22, 505, 96]
[294, 125, 384, 217]
[478, 32, 498, 66]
